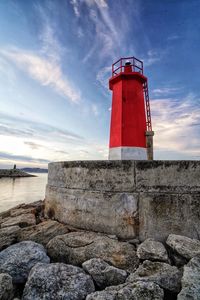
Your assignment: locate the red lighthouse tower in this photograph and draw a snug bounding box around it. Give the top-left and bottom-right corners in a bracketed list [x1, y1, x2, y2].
[109, 56, 154, 160]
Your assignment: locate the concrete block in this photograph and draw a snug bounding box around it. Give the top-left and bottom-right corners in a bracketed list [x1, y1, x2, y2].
[135, 161, 200, 192]
[45, 185, 139, 239]
[48, 160, 136, 192]
[139, 192, 200, 241]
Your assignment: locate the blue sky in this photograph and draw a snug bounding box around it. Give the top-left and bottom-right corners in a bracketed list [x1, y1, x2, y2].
[0, 0, 199, 168]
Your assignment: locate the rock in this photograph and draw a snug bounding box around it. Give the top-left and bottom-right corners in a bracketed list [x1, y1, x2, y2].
[10, 207, 36, 217]
[166, 234, 200, 260]
[0, 200, 44, 219]
[22, 262, 95, 300]
[82, 258, 127, 289]
[0, 241, 50, 284]
[178, 255, 200, 299]
[137, 238, 169, 262]
[18, 220, 70, 246]
[0, 200, 45, 225]
[0, 226, 20, 251]
[86, 281, 164, 300]
[86, 290, 116, 300]
[47, 231, 139, 272]
[127, 260, 182, 293]
[0, 273, 13, 300]
[1, 214, 36, 228]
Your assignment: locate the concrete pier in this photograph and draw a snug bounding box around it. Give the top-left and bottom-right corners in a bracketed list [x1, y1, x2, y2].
[45, 160, 200, 241]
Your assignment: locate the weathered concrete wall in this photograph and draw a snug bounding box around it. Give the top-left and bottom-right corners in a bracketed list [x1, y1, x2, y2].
[45, 160, 200, 241]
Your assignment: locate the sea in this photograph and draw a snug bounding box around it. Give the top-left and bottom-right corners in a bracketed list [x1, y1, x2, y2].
[0, 173, 48, 213]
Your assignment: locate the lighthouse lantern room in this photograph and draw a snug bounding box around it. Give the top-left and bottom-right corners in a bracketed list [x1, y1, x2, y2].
[109, 56, 154, 160]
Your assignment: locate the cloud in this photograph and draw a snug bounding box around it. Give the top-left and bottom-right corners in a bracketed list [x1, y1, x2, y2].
[91, 104, 99, 116]
[96, 66, 110, 90]
[55, 150, 69, 155]
[167, 35, 180, 41]
[0, 151, 50, 164]
[70, 0, 80, 17]
[0, 48, 80, 103]
[75, 0, 130, 62]
[24, 141, 43, 150]
[143, 50, 163, 67]
[0, 112, 84, 144]
[151, 93, 200, 158]
[152, 87, 182, 97]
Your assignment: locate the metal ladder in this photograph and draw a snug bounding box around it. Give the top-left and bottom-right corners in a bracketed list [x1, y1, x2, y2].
[143, 81, 152, 131]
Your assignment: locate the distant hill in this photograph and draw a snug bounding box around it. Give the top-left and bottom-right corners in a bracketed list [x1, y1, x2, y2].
[21, 168, 48, 173]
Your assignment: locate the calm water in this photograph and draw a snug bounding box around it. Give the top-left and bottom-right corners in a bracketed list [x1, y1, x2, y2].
[0, 173, 48, 212]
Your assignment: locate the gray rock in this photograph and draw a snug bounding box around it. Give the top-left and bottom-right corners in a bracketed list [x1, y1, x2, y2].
[137, 238, 169, 262]
[1, 214, 36, 228]
[178, 255, 200, 299]
[86, 281, 164, 300]
[86, 290, 116, 300]
[0, 273, 13, 300]
[0, 241, 50, 284]
[0, 226, 20, 251]
[127, 260, 182, 293]
[82, 258, 127, 289]
[0, 200, 44, 223]
[10, 207, 36, 217]
[22, 263, 95, 300]
[47, 231, 139, 272]
[166, 234, 200, 260]
[18, 220, 70, 246]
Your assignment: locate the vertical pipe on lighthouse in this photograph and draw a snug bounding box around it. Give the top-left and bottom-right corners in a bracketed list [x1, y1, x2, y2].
[108, 58, 154, 160]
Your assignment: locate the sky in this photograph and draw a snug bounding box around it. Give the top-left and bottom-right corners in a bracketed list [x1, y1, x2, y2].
[0, 0, 200, 168]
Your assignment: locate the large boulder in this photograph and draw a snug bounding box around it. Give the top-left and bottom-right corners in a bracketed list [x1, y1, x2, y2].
[0, 241, 50, 284]
[22, 263, 95, 300]
[127, 260, 182, 293]
[47, 231, 139, 272]
[166, 234, 200, 260]
[1, 214, 36, 228]
[0, 226, 20, 251]
[82, 258, 127, 289]
[0, 273, 13, 300]
[137, 238, 169, 262]
[86, 281, 164, 300]
[178, 255, 200, 299]
[18, 220, 70, 246]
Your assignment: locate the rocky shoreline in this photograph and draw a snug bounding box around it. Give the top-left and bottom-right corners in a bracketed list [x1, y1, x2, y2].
[0, 200, 199, 299]
[0, 169, 36, 178]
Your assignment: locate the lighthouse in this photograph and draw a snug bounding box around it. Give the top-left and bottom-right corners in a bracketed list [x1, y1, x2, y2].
[108, 56, 154, 160]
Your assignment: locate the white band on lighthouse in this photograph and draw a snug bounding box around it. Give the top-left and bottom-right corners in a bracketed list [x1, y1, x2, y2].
[109, 147, 147, 160]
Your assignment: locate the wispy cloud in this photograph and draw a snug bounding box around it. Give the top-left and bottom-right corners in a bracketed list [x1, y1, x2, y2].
[0, 151, 50, 164]
[167, 34, 180, 41]
[0, 112, 84, 144]
[0, 3, 81, 103]
[73, 0, 129, 61]
[0, 48, 80, 103]
[70, 0, 80, 17]
[143, 50, 164, 67]
[96, 65, 110, 90]
[91, 104, 99, 116]
[152, 87, 182, 97]
[151, 93, 200, 158]
[24, 141, 43, 150]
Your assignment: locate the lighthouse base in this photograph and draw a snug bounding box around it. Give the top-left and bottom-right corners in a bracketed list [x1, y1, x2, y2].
[109, 147, 147, 160]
